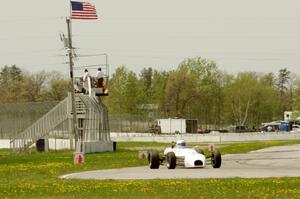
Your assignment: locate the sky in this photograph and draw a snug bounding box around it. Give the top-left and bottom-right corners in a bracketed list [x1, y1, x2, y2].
[0, 0, 300, 78]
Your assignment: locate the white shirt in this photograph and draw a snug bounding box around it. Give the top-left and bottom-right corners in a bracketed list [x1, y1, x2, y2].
[83, 72, 90, 88]
[96, 70, 104, 79]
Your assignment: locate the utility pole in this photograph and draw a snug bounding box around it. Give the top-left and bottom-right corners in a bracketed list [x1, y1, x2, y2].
[66, 18, 79, 150]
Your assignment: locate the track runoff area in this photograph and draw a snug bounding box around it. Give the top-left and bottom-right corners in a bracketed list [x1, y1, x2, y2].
[62, 144, 300, 180]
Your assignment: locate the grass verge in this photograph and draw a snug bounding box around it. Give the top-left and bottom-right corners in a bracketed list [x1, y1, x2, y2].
[0, 140, 299, 198]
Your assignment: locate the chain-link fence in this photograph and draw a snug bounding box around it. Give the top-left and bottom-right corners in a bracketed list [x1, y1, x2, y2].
[0, 101, 160, 139]
[0, 101, 59, 139]
[109, 114, 157, 133]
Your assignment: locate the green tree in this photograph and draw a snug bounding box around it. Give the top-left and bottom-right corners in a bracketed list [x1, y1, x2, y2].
[223, 72, 282, 127]
[152, 70, 169, 113]
[294, 85, 300, 111]
[223, 72, 260, 126]
[123, 71, 141, 115]
[164, 67, 198, 117]
[287, 73, 300, 111]
[0, 65, 24, 103]
[187, 59, 223, 128]
[251, 72, 282, 124]
[107, 66, 128, 114]
[276, 68, 291, 112]
[42, 71, 69, 101]
[108, 66, 142, 115]
[138, 68, 169, 116]
[277, 68, 291, 95]
[163, 57, 220, 119]
[0, 65, 23, 81]
[139, 67, 153, 103]
[22, 71, 47, 102]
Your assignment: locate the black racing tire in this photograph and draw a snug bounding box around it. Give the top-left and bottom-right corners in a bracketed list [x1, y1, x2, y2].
[211, 149, 222, 168]
[195, 147, 204, 155]
[148, 150, 160, 169]
[166, 152, 176, 169]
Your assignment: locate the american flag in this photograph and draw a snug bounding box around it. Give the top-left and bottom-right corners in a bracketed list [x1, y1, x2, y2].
[71, 1, 98, 20]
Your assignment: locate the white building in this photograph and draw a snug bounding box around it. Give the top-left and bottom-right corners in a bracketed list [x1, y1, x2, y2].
[157, 118, 197, 134]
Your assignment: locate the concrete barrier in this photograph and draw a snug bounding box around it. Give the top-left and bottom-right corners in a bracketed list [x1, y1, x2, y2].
[1, 132, 300, 149]
[82, 141, 114, 153]
[0, 139, 10, 148]
[110, 132, 300, 143]
[0, 139, 72, 150]
[0, 139, 114, 152]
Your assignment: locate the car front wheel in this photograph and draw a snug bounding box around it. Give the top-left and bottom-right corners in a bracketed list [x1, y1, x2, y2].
[148, 150, 160, 169]
[211, 149, 222, 168]
[166, 152, 176, 169]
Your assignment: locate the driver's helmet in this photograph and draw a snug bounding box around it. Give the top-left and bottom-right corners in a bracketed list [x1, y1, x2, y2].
[176, 139, 187, 148]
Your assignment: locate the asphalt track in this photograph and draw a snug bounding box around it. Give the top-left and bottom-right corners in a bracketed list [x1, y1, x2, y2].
[61, 144, 300, 180]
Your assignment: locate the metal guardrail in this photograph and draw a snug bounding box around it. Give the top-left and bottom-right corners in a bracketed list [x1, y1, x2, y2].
[10, 93, 110, 153]
[77, 95, 110, 142]
[10, 97, 69, 152]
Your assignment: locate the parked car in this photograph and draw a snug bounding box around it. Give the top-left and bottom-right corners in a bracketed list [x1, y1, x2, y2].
[224, 125, 253, 133]
[197, 129, 210, 134]
[149, 125, 161, 134]
[292, 124, 300, 131]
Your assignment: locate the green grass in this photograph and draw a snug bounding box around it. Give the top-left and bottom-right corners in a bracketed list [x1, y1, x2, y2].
[0, 140, 300, 198]
[218, 139, 300, 154]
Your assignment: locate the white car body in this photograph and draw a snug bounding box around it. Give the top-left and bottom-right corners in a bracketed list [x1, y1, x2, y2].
[164, 147, 206, 168]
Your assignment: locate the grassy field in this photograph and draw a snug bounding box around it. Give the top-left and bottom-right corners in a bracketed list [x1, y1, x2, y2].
[0, 140, 300, 198]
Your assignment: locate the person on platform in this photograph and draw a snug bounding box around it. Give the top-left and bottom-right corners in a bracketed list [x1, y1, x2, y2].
[95, 68, 104, 88]
[82, 69, 90, 94]
[95, 68, 106, 93]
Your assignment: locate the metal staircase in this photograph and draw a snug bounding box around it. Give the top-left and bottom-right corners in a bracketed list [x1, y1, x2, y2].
[77, 95, 110, 142]
[10, 93, 109, 153]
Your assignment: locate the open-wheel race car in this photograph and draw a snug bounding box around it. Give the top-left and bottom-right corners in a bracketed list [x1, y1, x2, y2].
[148, 140, 222, 169]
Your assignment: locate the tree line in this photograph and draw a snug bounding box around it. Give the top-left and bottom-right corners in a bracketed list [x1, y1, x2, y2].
[106, 57, 300, 128]
[0, 65, 69, 103]
[1, 57, 300, 128]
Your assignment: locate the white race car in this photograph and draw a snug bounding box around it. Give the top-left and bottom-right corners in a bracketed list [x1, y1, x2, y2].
[148, 140, 222, 169]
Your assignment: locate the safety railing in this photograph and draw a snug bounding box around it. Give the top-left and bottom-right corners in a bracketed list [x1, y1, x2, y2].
[10, 97, 69, 152]
[10, 93, 110, 153]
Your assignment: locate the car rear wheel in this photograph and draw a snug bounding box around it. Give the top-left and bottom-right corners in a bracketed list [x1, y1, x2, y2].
[166, 152, 176, 169]
[148, 150, 160, 169]
[211, 149, 222, 168]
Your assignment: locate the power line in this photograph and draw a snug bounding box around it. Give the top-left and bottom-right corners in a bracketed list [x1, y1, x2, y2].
[78, 47, 300, 56]
[0, 35, 58, 41]
[0, 49, 64, 56]
[77, 53, 108, 57]
[0, 17, 64, 23]
[74, 34, 300, 39]
[114, 54, 300, 62]
[2, 16, 298, 23]
[1, 62, 66, 69]
[213, 57, 300, 62]
[0, 54, 64, 62]
[77, 48, 300, 61]
[1, 33, 298, 42]
[105, 17, 300, 22]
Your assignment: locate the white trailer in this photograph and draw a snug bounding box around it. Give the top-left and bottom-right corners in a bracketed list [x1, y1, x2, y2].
[157, 118, 197, 134]
[284, 111, 300, 121]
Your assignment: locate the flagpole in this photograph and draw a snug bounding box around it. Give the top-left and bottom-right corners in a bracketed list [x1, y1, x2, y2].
[68, 0, 98, 153]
